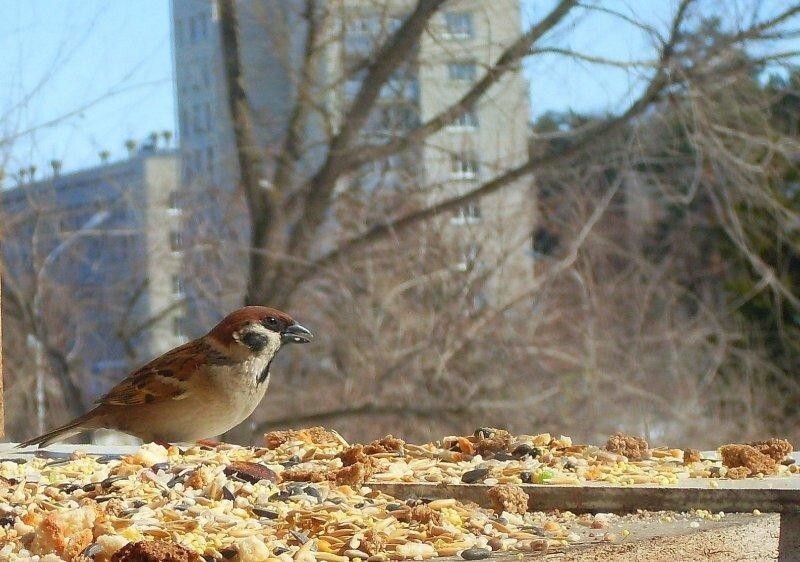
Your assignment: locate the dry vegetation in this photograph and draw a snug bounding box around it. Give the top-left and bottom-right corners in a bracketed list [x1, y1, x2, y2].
[1, 1, 799, 448]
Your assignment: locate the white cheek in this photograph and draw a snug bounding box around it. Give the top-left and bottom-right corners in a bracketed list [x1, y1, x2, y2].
[261, 332, 282, 357]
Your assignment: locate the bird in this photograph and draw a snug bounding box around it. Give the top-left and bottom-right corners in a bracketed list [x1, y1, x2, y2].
[19, 306, 313, 448]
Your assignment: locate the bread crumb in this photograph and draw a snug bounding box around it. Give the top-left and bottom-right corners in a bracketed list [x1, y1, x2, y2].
[184, 466, 212, 490]
[683, 449, 701, 464]
[30, 506, 96, 560]
[363, 436, 404, 455]
[727, 466, 751, 479]
[487, 484, 529, 515]
[234, 535, 271, 562]
[95, 534, 130, 561]
[474, 429, 513, 456]
[280, 468, 327, 483]
[748, 438, 793, 462]
[330, 462, 373, 487]
[394, 504, 443, 526]
[263, 427, 340, 449]
[719, 444, 776, 476]
[338, 445, 368, 467]
[110, 541, 201, 562]
[338, 436, 405, 467]
[605, 432, 649, 460]
[359, 529, 386, 556]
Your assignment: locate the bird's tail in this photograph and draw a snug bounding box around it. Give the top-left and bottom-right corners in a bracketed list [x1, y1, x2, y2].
[17, 413, 98, 449]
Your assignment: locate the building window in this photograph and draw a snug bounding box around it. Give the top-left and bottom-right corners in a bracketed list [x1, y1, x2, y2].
[447, 109, 479, 130]
[173, 315, 187, 339]
[193, 103, 203, 132]
[172, 275, 184, 297]
[206, 146, 215, 174]
[532, 227, 559, 257]
[203, 102, 212, 130]
[175, 20, 184, 46]
[169, 230, 183, 252]
[456, 243, 480, 271]
[451, 152, 479, 180]
[451, 202, 482, 224]
[448, 61, 476, 82]
[444, 12, 473, 39]
[167, 191, 181, 214]
[180, 109, 189, 138]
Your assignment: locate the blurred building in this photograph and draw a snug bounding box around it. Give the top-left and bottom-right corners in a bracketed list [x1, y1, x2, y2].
[171, 0, 533, 310]
[0, 148, 184, 407]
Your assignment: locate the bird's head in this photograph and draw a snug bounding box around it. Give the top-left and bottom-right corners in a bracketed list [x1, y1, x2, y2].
[208, 306, 313, 358]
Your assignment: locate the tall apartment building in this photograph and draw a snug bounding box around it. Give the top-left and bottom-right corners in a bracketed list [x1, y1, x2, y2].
[0, 149, 184, 407]
[171, 0, 533, 308]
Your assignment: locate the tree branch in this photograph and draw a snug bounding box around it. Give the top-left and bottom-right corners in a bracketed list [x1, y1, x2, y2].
[345, 0, 580, 170]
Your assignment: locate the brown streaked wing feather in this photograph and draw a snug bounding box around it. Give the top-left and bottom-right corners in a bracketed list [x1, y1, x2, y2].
[97, 339, 208, 406]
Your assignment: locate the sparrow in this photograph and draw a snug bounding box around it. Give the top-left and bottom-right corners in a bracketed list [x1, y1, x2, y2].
[19, 306, 313, 448]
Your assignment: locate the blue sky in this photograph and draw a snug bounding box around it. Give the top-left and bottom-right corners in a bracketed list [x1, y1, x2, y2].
[0, 1, 795, 178]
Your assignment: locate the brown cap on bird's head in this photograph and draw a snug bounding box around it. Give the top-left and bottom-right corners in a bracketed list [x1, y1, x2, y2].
[208, 306, 313, 347]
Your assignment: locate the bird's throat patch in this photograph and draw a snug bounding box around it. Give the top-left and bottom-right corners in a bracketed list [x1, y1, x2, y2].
[258, 359, 273, 384]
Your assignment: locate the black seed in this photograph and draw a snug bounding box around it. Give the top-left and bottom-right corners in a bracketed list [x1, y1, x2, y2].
[81, 543, 103, 559]
[782, 458, 796, 466]
[82, 482, 99, 492]
[461, 547, 492, 560]
[493, 452, 515, 461]
[461, 468, 490, 484]
[290, 530, 309, 544]
[95, 495, 122, 503]
[96, 455, 123, 463]
[44, 458, 73, 467]
[222, 486, 235, 501]
[101, 476, 126, 489]
[354, 502, 365, 508]
[520, 471, 533, 484]
[512, 444, 537, 458]
[303, 485, 322, 502]
[252, 507, 279, 519]
[328, 497, 344, 505]
[58, 483, 80, 493]
[131, 500, 146, 508]
[564, 460, 576, 470]
[386, 503, 403, 511]
[0, 516, 15, 527]
[406, 498, 422, 507]
[151, 462, 171, 472]
[219, 547, 238, 559]
[274, 547, 290, 555]
[0, 458, 28, 465]
[474, 428, 495, 439]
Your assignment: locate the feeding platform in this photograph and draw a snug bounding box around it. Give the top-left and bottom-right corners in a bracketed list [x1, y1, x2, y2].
[1, 429, 799, 561]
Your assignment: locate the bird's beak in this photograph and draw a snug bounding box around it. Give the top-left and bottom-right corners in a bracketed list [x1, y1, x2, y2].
[282, 322, 313, 344]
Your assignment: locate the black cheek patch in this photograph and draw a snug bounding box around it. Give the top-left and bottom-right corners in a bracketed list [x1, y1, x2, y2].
[241, 331, 270, 352]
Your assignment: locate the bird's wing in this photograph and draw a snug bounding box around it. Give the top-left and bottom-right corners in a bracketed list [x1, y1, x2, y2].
[97, 340, 205, 406]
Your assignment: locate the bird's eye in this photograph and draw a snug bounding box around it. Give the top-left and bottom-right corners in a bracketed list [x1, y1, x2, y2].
[266, 317, 277, 326]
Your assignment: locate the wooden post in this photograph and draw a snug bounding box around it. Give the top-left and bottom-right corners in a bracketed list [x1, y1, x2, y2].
[0, 280, 4, 437]
[779, 513, 800, 562]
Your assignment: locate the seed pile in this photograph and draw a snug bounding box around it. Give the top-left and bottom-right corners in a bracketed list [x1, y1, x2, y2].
[0, 429, 794, 562]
